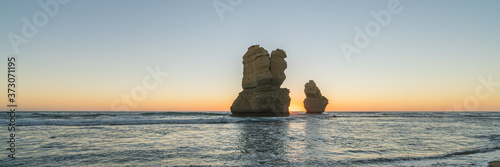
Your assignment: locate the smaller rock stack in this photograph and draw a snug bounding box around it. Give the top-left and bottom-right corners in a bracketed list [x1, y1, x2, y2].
[303, 80, 329, 114]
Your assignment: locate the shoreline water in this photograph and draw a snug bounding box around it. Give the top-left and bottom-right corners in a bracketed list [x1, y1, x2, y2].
[2, 111, 499, 166]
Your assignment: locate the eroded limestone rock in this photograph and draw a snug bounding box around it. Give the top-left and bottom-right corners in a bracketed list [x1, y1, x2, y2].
[231, 45, 290, 117]
[270, 49, 287, 87]
[304, 80, 329, 114]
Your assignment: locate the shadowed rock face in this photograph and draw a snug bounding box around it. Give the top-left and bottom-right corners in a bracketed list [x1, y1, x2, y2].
[232, 45, 290, 117]
[489, 161, 500, 167]
[304, 80, 329, 114]
[270, 49, 287, 87]
[231, 87, 290, 116]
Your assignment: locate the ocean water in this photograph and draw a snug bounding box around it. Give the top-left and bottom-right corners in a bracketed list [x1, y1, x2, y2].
[1, 111, 499, 166]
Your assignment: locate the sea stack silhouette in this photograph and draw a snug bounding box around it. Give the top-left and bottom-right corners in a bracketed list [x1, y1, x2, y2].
[231, 45, 291, 117]
[304, 80, 329, 114]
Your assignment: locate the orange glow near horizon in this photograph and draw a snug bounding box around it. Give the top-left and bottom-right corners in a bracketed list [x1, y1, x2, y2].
[15, 89, 500, 112]
[289, 103, 305, 112]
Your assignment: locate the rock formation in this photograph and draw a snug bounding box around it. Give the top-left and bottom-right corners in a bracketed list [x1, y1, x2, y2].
[303, 80, 329, 114]
[270, 49, 287, 87]
[231, 45, 291, 117]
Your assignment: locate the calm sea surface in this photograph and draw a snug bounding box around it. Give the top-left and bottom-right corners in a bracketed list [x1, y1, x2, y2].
[1, 112, 499, 166]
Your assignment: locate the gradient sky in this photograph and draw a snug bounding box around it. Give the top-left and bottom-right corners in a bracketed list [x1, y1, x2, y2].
[1, 0, 499, 111]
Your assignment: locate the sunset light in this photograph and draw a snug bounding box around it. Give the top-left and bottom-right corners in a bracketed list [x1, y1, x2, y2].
[289, 103, 305, 112]
[2, 1, 500, 166]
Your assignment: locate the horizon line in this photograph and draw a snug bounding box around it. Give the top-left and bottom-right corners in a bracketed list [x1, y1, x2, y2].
[16, 110, 500, 112]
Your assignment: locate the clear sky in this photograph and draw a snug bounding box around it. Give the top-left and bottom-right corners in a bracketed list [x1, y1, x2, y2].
[1, 0, 499, 111]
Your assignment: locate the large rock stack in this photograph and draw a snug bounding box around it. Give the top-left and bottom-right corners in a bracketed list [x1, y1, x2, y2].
[304, 80, 329, 114]
[231, 45, 291, 117]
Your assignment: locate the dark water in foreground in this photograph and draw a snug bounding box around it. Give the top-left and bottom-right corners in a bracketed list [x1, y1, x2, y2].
[1, 112, 499, 166]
